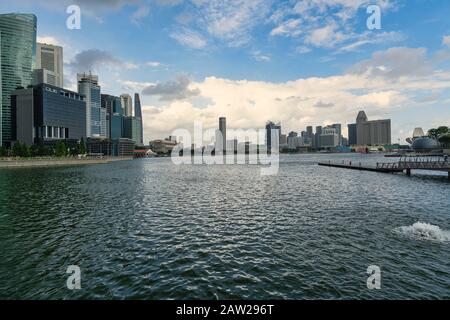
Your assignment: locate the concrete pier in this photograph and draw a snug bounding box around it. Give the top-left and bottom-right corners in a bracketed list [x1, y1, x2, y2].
[317, 161, 403, 173]
[319, 158, 450, 178]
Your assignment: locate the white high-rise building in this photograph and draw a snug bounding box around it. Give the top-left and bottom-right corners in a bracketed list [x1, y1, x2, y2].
[35, 43, 64, 87]
[121, 94, 133, 117]
[78, 73, 103, 138]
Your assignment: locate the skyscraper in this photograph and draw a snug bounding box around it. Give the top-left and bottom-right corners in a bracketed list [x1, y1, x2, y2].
[0, 13, 37, 147]
[34, 43, 63, 87]
[319, 126, 340, 148]
[315, 126, 322, 148]
[219, 117, 226, 153]
[102, 94, 123, 140]
[123, 116, 140, 144]
[134, 93, 143, 145]
[347, 123, 357, 146]
[330, 123, 342, 146]
[121, 94, 133, 117]
[265, 121, 281, 152]
[78, 73, 103, 138]
[353, 111, 391, 146]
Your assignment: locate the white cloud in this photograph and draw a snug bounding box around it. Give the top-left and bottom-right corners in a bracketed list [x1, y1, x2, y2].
[270, 0, 400, 51]
[171, 28, 207, 49]
[37, 35, 61, 46]
[443, 35, 450, 48]
[66, 49, 138, 73]
[296, 46, 312, 54]
[338, 31, 406, 52]
[131, 5, 150, 24]
[142, 74, 200, 101]
[305, 22, 347, 48]
[138, 46, 450, 143]
[251, 51, 271, 62]
[270, 18, 302, 37]
[156, 0, 183, 6]
[349, 47, 432, 79]
[180, 0, 273, 47]
[145, 61, 162, 67]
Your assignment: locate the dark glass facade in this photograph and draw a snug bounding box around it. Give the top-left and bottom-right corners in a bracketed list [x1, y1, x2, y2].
[348, 123, 357, 146]
[0, 13, 37, 146]
[101, 94, 124, 140]
[12, 84, 86, 145]
[134, 93, 143, 145]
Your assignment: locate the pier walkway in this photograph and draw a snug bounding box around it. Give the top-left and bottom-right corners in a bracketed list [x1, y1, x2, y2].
[318, 156, 450, 179]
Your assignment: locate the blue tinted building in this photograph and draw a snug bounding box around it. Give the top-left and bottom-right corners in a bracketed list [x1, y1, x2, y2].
[101, 94, 124, 140]
[0, 13, 37, 147]
[78, 73, 104, 138]
[12, 84, 86, 146]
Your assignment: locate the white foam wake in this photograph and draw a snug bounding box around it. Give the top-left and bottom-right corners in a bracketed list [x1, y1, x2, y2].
[395, 222, 450, 243]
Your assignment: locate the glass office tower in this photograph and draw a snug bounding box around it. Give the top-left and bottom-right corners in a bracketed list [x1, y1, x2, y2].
[77, 73, 103, 138]
[134, 93, 143, 145]
[0, 13, 37, 147]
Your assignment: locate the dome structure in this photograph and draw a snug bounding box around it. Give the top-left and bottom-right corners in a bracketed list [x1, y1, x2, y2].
[411, 137, 441, 151]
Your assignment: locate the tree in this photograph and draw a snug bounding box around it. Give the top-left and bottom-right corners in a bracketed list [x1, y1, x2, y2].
[438, 133, 450, 148]
[12, 141, 30, 157]
[0, 146, 7, 157]
[428, 126, 449, 140]
[33, 138, 52, 157]
[55, 140, 68, 157]
[79, 137, 87, 155]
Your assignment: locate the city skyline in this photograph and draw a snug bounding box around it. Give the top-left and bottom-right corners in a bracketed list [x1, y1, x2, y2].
[0, 1, 449, 144]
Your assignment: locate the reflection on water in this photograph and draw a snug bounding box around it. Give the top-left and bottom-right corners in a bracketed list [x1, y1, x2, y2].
[0, 154, 449, 299]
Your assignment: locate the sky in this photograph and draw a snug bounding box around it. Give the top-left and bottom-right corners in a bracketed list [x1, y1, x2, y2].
[1, 0, 450, 144]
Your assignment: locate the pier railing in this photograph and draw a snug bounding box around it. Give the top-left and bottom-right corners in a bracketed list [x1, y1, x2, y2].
[376, 157, 450, 171]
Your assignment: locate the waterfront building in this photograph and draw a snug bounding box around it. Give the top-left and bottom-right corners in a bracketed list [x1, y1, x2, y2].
[352, 111, 391, 146]
[123, 116, 140, 144]
[279, 134, 287, 149]
[315, 126, 322, 148]
[330, 123, 342, 146]
[78, 73, 103, 138]
[87, 137, 135, 157]
[0, 13, 37, 147]
[306, 126, 315, 147]
[265, 121, 281, 152]
[134, 93, 144, 145]
[319, 127, 340, 148]
[226, 139, 238, 153]
[347, 123, 357, 146]
[121, 94, 133, 117]
[34, 43, 63, 87]
[12, 84, 86, 146]
[342, 137, 348, 147]
[287, 131, 303, 150]
[219, 117, 226, 153]
[149, 138, 178, 154]
[101, 94, 124, 140]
